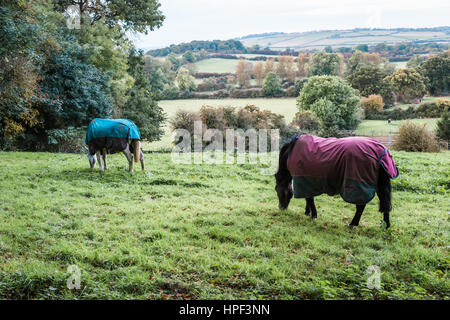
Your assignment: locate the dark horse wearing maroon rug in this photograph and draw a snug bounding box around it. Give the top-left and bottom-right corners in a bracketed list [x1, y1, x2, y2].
[275, 134, 398, 228]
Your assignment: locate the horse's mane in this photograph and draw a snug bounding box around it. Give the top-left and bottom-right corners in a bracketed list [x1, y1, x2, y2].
[275, 134, 300, 185]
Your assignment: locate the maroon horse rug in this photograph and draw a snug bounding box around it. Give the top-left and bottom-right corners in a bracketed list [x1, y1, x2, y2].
[287, 134, 398, 205]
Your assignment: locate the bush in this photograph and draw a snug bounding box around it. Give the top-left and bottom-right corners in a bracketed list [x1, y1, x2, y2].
[394, 121, 440, 152]
[262, 72, 282, 97]
[200, 106, 225, 130]
[361, 94, 384, 116]
[170, 105, 298, 150]
[46, 127, 86, 153]
[169, 109, 202, 136]
[436, 107, 450, 141]
[291, 110, 320, 132]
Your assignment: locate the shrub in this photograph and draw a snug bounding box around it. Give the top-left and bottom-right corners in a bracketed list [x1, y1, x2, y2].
[361, 94, 384, 116]
[394, 121, 440, 152]
[169, 109, 202, 136]
[436, 107, 450, 141]
[200, 106, 225, 130]
[291, 110, 320, 132]
[262, 72, 282, 97]
[46, 127, 86, 153]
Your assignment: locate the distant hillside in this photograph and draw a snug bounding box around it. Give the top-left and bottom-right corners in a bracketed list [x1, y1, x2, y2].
[237, 27, 450, 50]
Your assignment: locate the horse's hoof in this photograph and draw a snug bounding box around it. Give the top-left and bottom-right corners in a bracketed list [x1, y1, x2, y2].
[311, 216, 317, 220]
[348, 224, 357, 229]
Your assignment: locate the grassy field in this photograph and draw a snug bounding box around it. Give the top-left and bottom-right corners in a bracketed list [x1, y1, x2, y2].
[0, 150, 448, 299]
[194, 58, 255, 73]
[356, 119, 439, 136]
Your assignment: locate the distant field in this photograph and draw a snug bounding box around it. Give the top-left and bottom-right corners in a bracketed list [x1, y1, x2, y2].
[194, 58, 254, 73]
[356, 119, 439, 136]
[239, 28, 450, 50]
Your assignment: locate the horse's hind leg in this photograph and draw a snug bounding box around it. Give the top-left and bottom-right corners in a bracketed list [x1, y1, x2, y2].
[96, 151, 103, 172]
[139, 149, 145, 171]
[306, 197, 317, 220]
[123, 147, 133, 172]
[349, 204, 366, 227]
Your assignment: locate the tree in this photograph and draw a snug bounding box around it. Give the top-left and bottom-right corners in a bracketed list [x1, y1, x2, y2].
[385, 68, 427, 103]
[297, 76, 360, 135]
[182, 51, 196, 63]
[122, 48, 165, 141]
[355, 44, 369, 52]
[265, 58, 275, 75]
[346, 65, 395, 107]
[407, 54, 426, 68]
[176, 67, 196, 91]
[235, 59, 253, 88]
[436, 107, 450, 141]
[361, 94, 384, 116]
[344, 50, 382, 76]
[252, 61, 265, 86]
[262, 72, 282, 97]
[419, 52, 450, 95]
[307, 51, 340, 76]
[54, 0, 165, 33]
[297, 53, 309, 77]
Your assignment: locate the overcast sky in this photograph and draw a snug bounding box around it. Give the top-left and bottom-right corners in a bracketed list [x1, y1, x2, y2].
[131, 0, 450, 49]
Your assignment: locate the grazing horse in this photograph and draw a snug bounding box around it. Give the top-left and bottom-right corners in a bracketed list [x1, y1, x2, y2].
[85, 119, 145, 172]
[275, 134, 398, 228]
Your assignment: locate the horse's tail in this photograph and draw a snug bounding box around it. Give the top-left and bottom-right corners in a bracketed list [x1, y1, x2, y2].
[133, 139, 141, 163]
[377, 166, 392, 213]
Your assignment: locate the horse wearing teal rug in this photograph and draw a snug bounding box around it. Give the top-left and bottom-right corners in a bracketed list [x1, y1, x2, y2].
[275, 134, 398, 228]
[85, 119, 144, 172]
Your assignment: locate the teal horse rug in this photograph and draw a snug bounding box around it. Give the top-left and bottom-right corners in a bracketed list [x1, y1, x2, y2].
[85, 119, 140, 144]
[287, 135, 399, 205]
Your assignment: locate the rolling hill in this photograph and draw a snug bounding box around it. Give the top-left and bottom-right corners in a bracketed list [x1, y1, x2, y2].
[237, 27, 450, 50]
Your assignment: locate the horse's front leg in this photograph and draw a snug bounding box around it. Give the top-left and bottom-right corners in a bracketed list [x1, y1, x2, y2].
[304, 199, 311, 216]
[306, 197, 317, 220]
[349, 204, 366, 228]
[102, 149, 107, 171]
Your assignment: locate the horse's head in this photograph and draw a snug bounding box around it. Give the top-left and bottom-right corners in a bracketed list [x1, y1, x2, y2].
[274, 136, 298, 210]
[85, 146, 96, 169]
[275, 174, 293, 210]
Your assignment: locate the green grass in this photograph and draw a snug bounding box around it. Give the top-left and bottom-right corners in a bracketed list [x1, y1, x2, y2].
[194, 58, 255, 73]
[0, 151, 448, 299]
[356, 119, 439, 136]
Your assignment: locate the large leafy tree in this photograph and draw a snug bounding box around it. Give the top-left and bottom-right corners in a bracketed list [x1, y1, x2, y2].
[297, 76, 360, 136]
[53, 0, 164, 33]
[37, 40, 113, 130]
[346, 65, 395, 107]
[122, 48, 165, 141]
[385, 68, 427, 103]
[419, 52, 450, 96]
[307, 51, 341, 77]
[0, 0, 53, 145]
